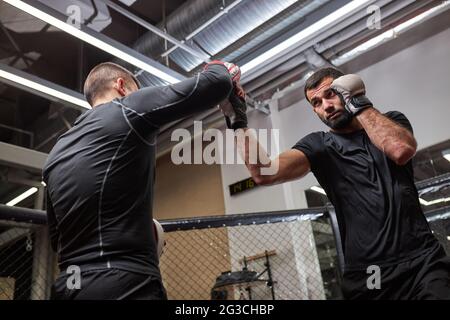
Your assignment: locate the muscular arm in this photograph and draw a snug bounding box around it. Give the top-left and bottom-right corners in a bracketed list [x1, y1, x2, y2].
[236, 129, 311, 185]
[356, 108, 417, 165]
[121, 64, 233, 126]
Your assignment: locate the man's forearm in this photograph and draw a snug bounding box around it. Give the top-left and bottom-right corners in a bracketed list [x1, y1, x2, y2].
[357, 108, 417, 165]
[235, 128, 274, 184]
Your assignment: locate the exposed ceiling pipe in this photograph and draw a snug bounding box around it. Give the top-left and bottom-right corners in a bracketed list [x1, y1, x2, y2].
[218, 0, 329, 64]
[160, 0, 245, 59]
[132, 0, 305, 73]
[132, 0, 227, 62]
[303, 48, 333, 68]
[101, 0, 210, 62]
[249, 63, 310, 98]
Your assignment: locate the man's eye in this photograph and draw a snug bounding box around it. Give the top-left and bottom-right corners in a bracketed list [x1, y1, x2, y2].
[325, 90, 335, 98]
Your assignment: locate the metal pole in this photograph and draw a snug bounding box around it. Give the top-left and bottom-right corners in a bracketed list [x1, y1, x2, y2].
[326, 204, 345, 279]
[30, 187, 53, 300]
[265, 251, 275, 300]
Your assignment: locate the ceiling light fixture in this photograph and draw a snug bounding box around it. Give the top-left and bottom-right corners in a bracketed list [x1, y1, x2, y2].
[310, 186, 327, 196]
[240, 0, 374, 75]
[6, 187, 38, 207]
[442, 149, 450, 162]
[0, 67, 91, 109]
[419, 196, 450, 206]
[3, 0, 181, 84]
[331, 1, 450, 65]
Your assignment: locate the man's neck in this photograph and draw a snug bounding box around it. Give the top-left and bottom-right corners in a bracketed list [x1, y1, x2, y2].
[92, 92, 122, 108]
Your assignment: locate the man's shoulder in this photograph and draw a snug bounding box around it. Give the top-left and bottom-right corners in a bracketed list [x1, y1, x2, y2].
[383, 110, 407, 119]
[383, 110, 413, 132]
[302, 131, 327, 140]
[292, 131, 326, 151]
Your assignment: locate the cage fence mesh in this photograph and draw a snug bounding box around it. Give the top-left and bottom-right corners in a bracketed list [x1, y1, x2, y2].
[159, 214, 342, 300]
[0, 221, 55, 300]
[0, 207, 449, 300]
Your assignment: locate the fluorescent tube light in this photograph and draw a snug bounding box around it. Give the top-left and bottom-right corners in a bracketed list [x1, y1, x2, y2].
[4, 0, 180, 84]
[310, 186, 327, 195]
[442, 149, 450, 162]
[240, 0, 373, 74]
[419, 197, 450, 206]
[332, 1, 450, 65]
[0, 68, 91, 109]
[6, 187, 38, 207]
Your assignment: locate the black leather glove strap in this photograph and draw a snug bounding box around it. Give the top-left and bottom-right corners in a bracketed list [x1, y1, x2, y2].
[350, 95, 373, 114]
[333, 89, 372, 115]
[228, 93, 248, 130]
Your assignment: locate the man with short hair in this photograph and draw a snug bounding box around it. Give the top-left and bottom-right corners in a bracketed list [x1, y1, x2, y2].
[44, 61, 238, 299]
[224, 67, 450, 299]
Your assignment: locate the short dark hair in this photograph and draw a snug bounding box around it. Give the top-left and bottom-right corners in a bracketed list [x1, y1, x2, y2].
[83, 62, 141, 106]
[304, 67, 344, 102]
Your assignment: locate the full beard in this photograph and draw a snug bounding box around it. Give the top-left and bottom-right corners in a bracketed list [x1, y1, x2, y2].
[320, 109, 353, 130]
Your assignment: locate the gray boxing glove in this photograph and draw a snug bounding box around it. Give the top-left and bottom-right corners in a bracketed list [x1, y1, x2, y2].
[331, 74, 373, 115]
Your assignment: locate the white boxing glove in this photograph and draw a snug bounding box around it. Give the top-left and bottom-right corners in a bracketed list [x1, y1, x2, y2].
[153, 219, 166, 258]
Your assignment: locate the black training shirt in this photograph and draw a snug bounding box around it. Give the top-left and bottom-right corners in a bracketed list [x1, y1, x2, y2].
[293, 111, 438, 271]
[43, 64, 233, 276]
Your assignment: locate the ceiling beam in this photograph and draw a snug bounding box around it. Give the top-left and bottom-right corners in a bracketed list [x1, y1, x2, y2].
[0, 142, 47, 173]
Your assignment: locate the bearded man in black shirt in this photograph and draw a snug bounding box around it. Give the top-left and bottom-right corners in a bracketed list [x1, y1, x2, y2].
[225, 67, 450, 300]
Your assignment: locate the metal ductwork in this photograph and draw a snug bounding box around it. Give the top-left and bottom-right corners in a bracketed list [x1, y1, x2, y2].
[221, 0, 330, 63]
[131, 0, 319, 74]
[132, 0, 225, 67]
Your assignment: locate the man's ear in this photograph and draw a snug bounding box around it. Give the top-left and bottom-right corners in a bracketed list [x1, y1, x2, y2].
[113, 78, 127, 96]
